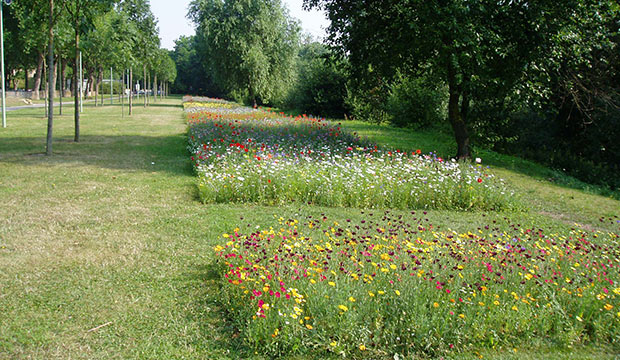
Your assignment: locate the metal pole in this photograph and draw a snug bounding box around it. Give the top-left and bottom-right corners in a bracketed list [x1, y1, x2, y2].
[1, 2, 6, 128]
[79, 51, 83, 113]
[110, 67, 113, 105]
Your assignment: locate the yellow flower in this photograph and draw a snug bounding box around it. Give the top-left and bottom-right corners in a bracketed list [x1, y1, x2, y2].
[433, 302, 439, 308]
[604, 304, 613, 311]
[338, 305, 348, 312]
[395, 290, 401, 296]
[359, 344, 366, 351]
[330, 341, 337, 347]
[222, 233, 230, 238]
[349, 296, 356, 302]
[306, 324, 313, 330]
[390, 264, 397, 270]
[272, 328, 279, 337]
[310, 279, 316, 284]
[512, 306, 518, 311]
[458, 314, 465, 319]
[493, 301, 500, 306]
[378, 290, 385, 295]
[328, 281, 336, 287]
[368, 291, 375, 297]
[478, 302, 485, 306]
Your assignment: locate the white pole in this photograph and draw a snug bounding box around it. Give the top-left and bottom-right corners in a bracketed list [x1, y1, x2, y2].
[1, 2, 6, 128]
[79, 51, 83, 113]
[110, 67, 113, 105]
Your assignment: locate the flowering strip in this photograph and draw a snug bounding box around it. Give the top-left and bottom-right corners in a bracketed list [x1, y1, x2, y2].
[214, 211, 620, 357]
[184, 96, 519, 210]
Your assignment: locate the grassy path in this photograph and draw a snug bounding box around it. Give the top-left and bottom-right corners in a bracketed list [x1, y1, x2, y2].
[0, 98, 248, 358]
[0, 98, 617, 359]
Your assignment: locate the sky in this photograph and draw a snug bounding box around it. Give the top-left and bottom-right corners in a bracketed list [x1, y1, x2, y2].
[150, 0, 330, 51]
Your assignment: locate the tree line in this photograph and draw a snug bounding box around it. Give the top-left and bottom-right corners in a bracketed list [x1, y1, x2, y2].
[178, 0, 619, 191]
[4, 0, 177, 154]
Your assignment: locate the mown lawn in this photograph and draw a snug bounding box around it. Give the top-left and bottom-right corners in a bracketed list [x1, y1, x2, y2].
[0, 97, 617, 359]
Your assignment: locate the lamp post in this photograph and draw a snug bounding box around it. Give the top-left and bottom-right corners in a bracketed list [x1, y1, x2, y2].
[1, 0, 12, 129]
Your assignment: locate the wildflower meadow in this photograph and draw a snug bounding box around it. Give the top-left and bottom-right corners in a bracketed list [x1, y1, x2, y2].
[185, 97, 519, 211]
[213, 212, 619, 357]
[184, 97, 619, 358]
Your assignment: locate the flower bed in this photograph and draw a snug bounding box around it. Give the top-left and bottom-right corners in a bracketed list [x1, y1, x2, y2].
[213, 212, 620, 357]
[185, 97, 519, 211]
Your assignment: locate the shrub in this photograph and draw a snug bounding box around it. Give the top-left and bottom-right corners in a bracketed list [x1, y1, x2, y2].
[386, 74, 446, 129]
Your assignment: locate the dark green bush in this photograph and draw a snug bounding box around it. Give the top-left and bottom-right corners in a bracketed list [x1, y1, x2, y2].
[386, 74, 445, 129]
[287, 42, 348, 118]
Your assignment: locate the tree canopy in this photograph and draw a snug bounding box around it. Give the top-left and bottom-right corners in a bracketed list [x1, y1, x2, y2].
[304, 0, 577, 159]
[189, 0, 300, 105]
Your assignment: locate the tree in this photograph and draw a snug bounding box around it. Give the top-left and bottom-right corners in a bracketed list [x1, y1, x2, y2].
[159, 52, 177, 97]
[305, 0, 573, 159]
[64, 0, 115, 142]
[46, 0, 56, 155]
[12, 0, 49, 99]
[3, 5, 33, 91]
[170, 35, 216, 95]
[288, 41, 348, 117]
[118, 0, 159, 108]
[189, 0, 300, 106]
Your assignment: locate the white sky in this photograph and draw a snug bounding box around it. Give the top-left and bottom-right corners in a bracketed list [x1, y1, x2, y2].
[150, 0, 329, 50]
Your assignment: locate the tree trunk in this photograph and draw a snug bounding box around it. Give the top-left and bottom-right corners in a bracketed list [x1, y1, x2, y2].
[143, 65, 147, 108]
[88, 72, 94, 97]
[46, 0, 54, 155]
[146, 71, 150, 106]
[24, 68, 29, 91]
[33, 52, 44, 100]
[153, 74, 157, 103]
[44, 58, 48, 118]
[447, 61, 470, 160]
[121, 69, 125, 117]
[129, 68, 133, 115]
[58, 57, 63, 115]
[51, 61, 57, 98]
[74, 24, 80, 142]
[94, 67, 99, 106]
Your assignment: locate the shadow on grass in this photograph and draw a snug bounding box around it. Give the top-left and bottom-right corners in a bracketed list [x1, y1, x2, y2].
[146, 102, 184, 109]
[0, 134, 193, 177]
[180, 262, 252, 358]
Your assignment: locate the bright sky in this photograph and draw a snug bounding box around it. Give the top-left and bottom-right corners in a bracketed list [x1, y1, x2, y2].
[150, 0, 329, 50]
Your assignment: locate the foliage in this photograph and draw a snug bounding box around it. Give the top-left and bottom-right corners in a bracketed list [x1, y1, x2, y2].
[170, 35, 219, 96]
[305, 0, 576, 158]
[188, 0, 300, 105]
[345, 75, 389, 124]
[467, 0, 620, 191]
[286, 41, 348, 118]
[386, 73, 446, 129]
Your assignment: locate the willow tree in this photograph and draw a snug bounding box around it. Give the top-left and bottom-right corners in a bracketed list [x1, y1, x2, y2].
[189, 0, 300, 105]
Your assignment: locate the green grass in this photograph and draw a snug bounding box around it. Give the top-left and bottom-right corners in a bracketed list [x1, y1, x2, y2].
[0, 98, 618, 359]
[342, 120, 620, 232]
